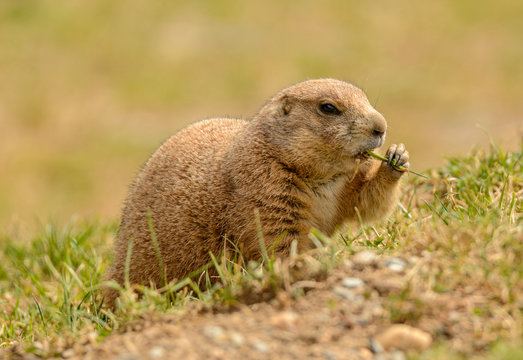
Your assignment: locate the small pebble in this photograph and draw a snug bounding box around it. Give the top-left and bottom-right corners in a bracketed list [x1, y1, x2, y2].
[203, 325, 226, 341]
[385, 257, 407, 272]
[323, 349, 336, 360]
[333, 286, 363, 302]
[391, 350, 407, 360]
[342, 277, 365, 289]
[448, 311, 460, 322]
[230, 332, 245, 347]
[342, 259, 354, 269]
[371, 277, 406, 293]
[149, 346, 165, 359]
[374, 324, 432, 352]
[369, 339, 384, 354]
[370, 303, 385, 317]
[352, 251, 377, 266]
[61, 349, 75, 359]
[252, 340, 270, 354]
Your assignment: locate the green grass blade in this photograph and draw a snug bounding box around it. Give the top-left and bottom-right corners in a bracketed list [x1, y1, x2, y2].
[366, 150, 428, 178]
[146, 210, 167, 288]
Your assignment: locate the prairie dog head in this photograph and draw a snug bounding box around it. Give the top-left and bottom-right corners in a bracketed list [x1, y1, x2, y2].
[255, 79, 387, 177]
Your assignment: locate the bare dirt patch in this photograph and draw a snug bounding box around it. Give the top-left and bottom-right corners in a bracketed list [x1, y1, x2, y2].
[14, 250, 513, 360]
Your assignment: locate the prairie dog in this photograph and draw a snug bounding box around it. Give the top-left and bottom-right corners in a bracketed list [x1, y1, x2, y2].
[105, 79, 409, 306]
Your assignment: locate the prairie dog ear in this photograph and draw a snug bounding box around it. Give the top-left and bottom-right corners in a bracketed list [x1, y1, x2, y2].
[257, 94, 292, 118]
[281, 94, 292, 115]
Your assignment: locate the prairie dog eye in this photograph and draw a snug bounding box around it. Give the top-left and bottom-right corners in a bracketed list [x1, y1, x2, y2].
[319, 103, 341, 115]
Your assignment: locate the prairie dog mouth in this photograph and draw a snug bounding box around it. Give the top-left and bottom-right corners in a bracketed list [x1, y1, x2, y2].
[355, 150, 373, 160]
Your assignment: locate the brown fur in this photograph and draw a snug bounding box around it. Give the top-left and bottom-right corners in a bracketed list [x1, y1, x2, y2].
[104, 79, 409, 307]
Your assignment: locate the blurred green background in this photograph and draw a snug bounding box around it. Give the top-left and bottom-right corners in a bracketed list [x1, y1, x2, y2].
[1, 0, 522, 227]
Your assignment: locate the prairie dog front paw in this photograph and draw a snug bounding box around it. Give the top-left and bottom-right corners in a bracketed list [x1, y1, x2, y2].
[382, 143, 409, 179]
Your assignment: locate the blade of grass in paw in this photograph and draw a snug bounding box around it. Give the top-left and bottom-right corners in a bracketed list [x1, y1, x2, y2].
[366, 150, 428, 178]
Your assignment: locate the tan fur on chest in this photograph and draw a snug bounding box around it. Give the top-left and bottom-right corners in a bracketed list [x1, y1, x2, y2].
[309, 175, 348, 233]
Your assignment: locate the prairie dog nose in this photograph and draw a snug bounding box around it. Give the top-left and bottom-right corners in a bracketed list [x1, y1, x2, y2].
[369, 111, 387, 137]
